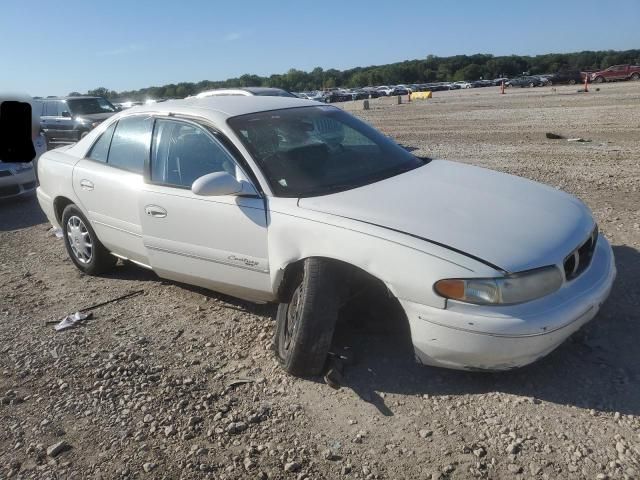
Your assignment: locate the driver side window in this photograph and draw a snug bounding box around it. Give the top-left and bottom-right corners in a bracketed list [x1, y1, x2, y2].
[151, 119, 237, 188]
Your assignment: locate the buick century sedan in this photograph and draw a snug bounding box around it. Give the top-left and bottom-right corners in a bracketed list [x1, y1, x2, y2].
[36, 96, 616, 376]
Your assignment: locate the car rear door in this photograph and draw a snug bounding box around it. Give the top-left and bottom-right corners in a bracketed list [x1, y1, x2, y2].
[72, 115, 152, 266]
[40, 101, 62, 143]
[138, 117, 272, 301]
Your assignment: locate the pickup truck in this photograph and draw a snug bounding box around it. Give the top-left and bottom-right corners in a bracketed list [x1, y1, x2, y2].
[590, 64, 640, 83]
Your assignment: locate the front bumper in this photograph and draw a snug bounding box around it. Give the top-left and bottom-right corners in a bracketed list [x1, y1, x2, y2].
[401, 235, 616, 370]
[0, 166, 37, 199]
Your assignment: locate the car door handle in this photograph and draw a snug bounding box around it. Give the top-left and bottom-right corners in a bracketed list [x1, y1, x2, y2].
[80, 179, 94, 191]
[144, 205, 167, 218]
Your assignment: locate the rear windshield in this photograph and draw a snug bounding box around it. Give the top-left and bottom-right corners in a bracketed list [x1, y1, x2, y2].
[67, 98, 117, 115]
[228, 105, 426, 197]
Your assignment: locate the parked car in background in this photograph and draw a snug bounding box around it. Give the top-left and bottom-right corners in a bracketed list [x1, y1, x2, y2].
[426, 83, 451, 92]
[34, 96, 118, 148]
[392, 87, 409, 96]
[505, 76, 546, 88]
[0, 131, 45, 198]
[375, 86, 394, 96]
[360, 87, 384, 98]
[297, 92, 322, 101]
[546, 70, 584, 85]
[453, 81, 472, 89]
[113, 100, 143, 110]
[589, 65, 640, 83]
[323, 90, 352, 103]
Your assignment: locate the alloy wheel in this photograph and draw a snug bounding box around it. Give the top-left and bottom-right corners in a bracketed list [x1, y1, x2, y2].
[66, 216, 93, 264]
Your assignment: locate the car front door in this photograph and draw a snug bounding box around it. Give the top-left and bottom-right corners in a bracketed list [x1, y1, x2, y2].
[72, 115, 152, 266]
[57, 101, 77, 142]
[138, 118, 272, 302]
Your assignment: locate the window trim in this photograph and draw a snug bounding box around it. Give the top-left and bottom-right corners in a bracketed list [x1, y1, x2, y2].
[86, 120, 117, 163]
[144, 116, 262, 197]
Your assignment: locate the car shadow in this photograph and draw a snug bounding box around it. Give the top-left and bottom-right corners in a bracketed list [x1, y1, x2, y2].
[332, 244, 640, 417]
[0, 195, 47, 232]
[102, 260, 276, 317]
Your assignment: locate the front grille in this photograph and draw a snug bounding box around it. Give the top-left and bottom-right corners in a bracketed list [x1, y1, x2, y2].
[0, 170, 12, 177]
[563, 226, 598, 281]
[0, 185, 20, 197]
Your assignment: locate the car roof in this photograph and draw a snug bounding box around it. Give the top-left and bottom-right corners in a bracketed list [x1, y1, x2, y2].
[195, 87, 294, 99]
[37, 96, 103, 101]
[120, 95, 319, 120]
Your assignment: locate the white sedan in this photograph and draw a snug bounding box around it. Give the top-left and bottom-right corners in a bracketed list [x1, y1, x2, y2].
[36, 96, 616, 375]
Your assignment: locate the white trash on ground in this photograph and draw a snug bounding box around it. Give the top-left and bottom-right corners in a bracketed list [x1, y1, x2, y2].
[54, 311, 92, 331]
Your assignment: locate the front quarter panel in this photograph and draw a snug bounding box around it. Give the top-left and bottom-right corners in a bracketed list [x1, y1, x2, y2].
[267, 198, 500, 308]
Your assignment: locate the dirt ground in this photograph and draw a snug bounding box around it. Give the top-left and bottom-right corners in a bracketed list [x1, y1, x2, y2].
[1, 82, 639, 480]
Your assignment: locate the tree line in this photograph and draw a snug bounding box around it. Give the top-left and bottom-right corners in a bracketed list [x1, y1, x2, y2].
[77, 49, 640, 100]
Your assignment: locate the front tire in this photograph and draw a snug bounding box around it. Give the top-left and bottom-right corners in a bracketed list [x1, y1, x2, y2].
[62, 204, 116, 275]
[594, 76, 604, 84]
[631, 73, 640, 81]
[275, 258, 342, 376]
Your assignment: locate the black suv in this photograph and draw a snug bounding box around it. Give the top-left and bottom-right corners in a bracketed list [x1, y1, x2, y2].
[546, 70, 583, 85]
[34, 96, 118, 147]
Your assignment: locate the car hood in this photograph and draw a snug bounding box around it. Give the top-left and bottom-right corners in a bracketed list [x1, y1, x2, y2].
[297, 160, 594, 272]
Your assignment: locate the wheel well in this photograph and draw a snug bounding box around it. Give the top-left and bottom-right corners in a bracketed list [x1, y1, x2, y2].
[277, 257, 409, 334]
[53, 196, 74, 225]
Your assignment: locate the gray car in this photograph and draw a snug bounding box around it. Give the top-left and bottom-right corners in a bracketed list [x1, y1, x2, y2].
[0, 133, 46, 200]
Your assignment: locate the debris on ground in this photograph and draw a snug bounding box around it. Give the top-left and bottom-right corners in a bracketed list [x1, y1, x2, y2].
[53, 311, 93, 331]
[545, 132, 565, 139]
[47, 226, 63, 238]
[46, 441, 71, 457]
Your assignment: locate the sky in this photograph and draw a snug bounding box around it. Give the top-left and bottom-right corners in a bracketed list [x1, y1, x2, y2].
[1, 0, 638, 96]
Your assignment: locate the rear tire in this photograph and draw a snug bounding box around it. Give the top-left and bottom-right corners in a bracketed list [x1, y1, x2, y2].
[569, 79, 576, 85]
[631, 73, 640, 81]
[62, 204, 116, 275]
[275, 258, 342, 376]
[594, 76, 604, 84]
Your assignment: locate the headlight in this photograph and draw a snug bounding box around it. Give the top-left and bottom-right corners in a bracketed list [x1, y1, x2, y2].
[434, 266, 563, 305]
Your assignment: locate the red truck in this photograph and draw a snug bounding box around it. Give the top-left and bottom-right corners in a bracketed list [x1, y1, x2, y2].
[590, 64, 640, 83]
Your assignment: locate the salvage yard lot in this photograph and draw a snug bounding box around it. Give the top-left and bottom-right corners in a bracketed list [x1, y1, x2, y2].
[1, 83, 639, 479]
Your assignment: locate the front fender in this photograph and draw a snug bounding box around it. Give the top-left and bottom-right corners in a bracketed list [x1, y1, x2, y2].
[267, 200, 501, 308]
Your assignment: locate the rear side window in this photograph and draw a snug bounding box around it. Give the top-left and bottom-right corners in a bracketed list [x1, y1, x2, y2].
[107, 116, 153, 174]
[44, 101, 60, 116]
[87, 122, 116, 162]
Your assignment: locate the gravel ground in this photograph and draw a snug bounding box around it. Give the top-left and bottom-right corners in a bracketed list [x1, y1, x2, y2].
[1, 82, 639, 479]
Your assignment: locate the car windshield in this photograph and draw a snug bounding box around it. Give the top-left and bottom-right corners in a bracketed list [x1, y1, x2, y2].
[67, 98, 117, 115]
[250, 89, 295, 98]
[228, 105, 427, 197]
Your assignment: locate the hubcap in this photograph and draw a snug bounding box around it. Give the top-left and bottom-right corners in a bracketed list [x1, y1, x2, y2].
[284, 284, 304, 350]
[66, 216, 93, 264]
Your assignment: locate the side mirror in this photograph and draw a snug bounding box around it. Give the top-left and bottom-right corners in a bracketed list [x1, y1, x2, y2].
[61, 111, 71, 118]
[191, 172, 257, 197]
